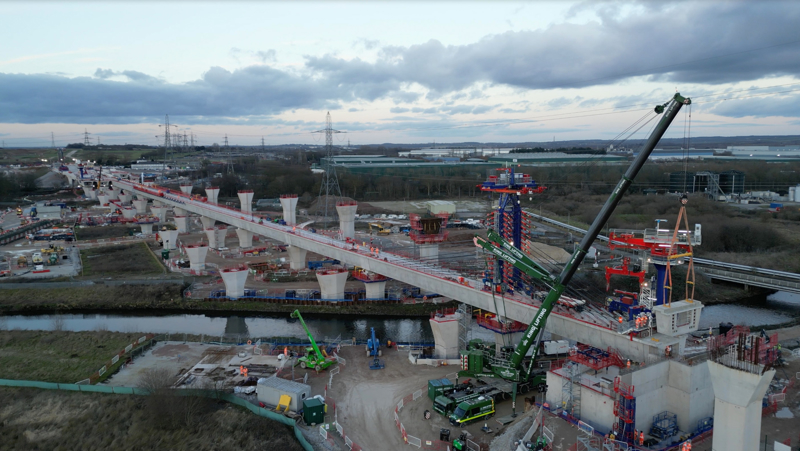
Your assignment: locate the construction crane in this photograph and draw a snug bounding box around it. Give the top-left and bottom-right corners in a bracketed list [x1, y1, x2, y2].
[470, 93, 691, 383]
[290, 309, 337, 371]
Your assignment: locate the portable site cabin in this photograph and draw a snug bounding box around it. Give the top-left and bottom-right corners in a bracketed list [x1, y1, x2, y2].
[256, 376, 311, 412]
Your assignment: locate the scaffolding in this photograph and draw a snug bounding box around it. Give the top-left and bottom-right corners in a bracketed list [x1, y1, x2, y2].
[458, 303, 472, 352]
[613, 377, 636, 443]
[561, 362, 583, 419]
[568, 345, 626, 371]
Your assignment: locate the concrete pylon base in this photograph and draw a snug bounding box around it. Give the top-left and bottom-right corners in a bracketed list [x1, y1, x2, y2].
[419, 244, 439, 262]
[160, 230, 179, 250]
[288, 246, 308, 270]
[179, 185, 193, 195]
[118, 193, 132, 205]
[316, 270, 349, 300]
[205, 187, 220, 204]
[97, 194, 109, 206]
[221, 268, 248, 299]
[140, 223, 155, 235]
[132, 200, 148, 215]
[430, 312, 461, 359]
[204, 228, 219, 249]
[238, 191, 254, 213]
[108, 189, 120, 200]
[185, 245, 209, 270]
[173, 207, 187, 217]
[336, 203, 358, 240]
[236, 228, 253, 248]
[280, 195, 298, 226]
[174, 216, 189, 233]
[364, 281, 387, 299]
[200, 216, 215, 230]
[150, 206, 167, 222]
[152, 200, 163, 207]
[708, 361, 775, 451]
[121, 208, 136, 219]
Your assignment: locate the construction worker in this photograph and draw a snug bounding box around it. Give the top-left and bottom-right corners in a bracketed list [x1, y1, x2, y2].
[639, 431, 645, 445]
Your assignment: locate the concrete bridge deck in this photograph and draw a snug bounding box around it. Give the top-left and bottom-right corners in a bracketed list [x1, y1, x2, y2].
[61, 167, 683, 360]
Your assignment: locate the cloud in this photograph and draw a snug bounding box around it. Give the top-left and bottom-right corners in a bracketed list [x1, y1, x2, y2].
[390, 107, 410, 114]
[706, 93, 800, 118]
[353, 38, 380, 50]
[256, 49, 277, 63]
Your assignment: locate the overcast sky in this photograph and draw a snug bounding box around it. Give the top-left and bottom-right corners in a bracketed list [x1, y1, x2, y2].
[1, 1, 799, 147]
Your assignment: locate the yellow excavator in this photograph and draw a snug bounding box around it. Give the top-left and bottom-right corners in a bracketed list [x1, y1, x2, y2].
[369, 223, 392, 235]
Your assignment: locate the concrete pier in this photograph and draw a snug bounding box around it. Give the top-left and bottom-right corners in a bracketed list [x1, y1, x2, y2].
[200, 216, 215, 229]
[280, 195, 298, 226]
[97, 193, 109, 206]
[133, 199, 148, 215]
[220, 267, 249, 299]
[336, 201, 358, 240]
[121, 208, 137, 219]
[204, 228, 219, 249]
[160, 230, 179, 250]
[108, 189, 120, 200]
[150, 205, 167, 222]
[238, 190, 254, 213]
[140, 223, 155, 235]
[152, 199, 163, 207]
[287, 245, 308, 271]
[174, 216, 189, 233]
[185, 244, 209, 270]
[364, 281, 387, 299]
[430, 310, 461, 359]
[205, 186, 220, 204]
[118, 192, 132, 205]
[419, 244, 439, 262]
[708, 361, 775, 451]
[174, 207, 187, 217]
[316, 269, 349, 300]
[180, 184, 193, 195]
[84, 189, 98, 200]
[236, 228, 253, 248]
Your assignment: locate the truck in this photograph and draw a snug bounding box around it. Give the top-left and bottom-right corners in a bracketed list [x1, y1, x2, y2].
[433, 385, 500, 416]
[466, 93, 691, 386]
[290, 310, 337, 372]
[449, 396, 495, 426]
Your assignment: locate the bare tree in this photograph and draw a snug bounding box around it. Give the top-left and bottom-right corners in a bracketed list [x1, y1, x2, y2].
[51, 314, 65, 331]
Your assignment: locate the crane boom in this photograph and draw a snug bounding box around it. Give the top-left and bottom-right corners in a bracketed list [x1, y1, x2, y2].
[290, 309, 325, 360]
[481, 93, 691, 379]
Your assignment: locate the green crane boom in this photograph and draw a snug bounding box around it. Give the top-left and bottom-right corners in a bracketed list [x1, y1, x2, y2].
[290, 309, 325, 361]
[476, 93, 691, 380]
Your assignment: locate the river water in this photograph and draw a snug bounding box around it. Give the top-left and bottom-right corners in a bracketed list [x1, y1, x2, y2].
[2, 292, 798, 339]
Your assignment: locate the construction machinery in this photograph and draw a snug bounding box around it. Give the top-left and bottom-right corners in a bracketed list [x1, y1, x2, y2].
[449, 396, 495, 426]
[368, 222, 392, 235]
[290, 309, 337, 372]
[468, 93, 691, 385]
[366, 327, 385, 370]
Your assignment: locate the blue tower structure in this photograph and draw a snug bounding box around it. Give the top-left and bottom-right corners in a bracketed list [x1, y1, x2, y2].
[480, 166, 545, 292]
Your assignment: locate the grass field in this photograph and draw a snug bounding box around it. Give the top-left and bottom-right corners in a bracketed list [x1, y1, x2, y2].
[0, 284, 185, 312]
[80, 243, 164, 277]
[0, 388, 304, 451]
[74, 225, 141, 241]
[0, 330, 146, 383]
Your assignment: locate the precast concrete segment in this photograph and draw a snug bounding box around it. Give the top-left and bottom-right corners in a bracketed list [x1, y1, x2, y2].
[160, 230, 179, 250]
[204, 228, 219, 249]
[430, 312, 461, 359]
[287, 245, 307, 271]
[237, 191, 254, 213]
[97, 194, 110, 206]
[180, 185, 193, 195]
[419, 244, 439, 262]
[185, 245, 208, 270]
[118, 192, 132, 205]
[132, 199, 148, 215]
[174, 216, 189, 233]
[205, 187, 219, 204]
[121, 208, 137, 219]
[708, 361, 775, 451]
[279, 195, 298, 226]
[150, 205, 167, 222]
[364, 281, 386, 299]
[200, 216, 215, 229]
[140, 223, 155, 235]
[110, 178, 683, 359]
[220, 268, 248, 299]
[336, 202, 358, 240]
[316, 270, 349, 300]
[236, 228, 253, 248]
[173, 207, 187, 217]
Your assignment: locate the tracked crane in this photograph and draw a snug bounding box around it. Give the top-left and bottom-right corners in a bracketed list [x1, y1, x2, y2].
[469, 93, 692, 383]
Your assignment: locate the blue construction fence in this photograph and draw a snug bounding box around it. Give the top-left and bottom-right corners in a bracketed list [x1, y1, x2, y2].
[0, 379, 314, 451]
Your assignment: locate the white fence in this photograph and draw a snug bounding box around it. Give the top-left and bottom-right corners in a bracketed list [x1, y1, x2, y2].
[397, 398, 404, 412]
[319, 425, 327, 440]
[578, 421, 594, 436]
[769, 393, 786, 403]
[335, 421, 344, 437]
[336, 355, 347, 366]
[412, 389, 423, 401]
[345, 436, 353, 450]
[467, 439, 481, 451]
[329, 366, 340, 388]
[407, 435, 421, 448]
[543, 425, 554, 443]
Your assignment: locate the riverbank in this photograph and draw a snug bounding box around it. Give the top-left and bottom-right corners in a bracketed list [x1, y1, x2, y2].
[0, 283, 458, 317]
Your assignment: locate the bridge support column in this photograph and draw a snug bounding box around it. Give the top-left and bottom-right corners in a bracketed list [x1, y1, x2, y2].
[494, 331, 524, 355]
[108, 189, 120, 200]
[121, 208, 136, 219]
[185, 244, 208, 270]
[180, 184, 193, 195]
[174, 216, 189, 233]
[221, 267, 249, 299]
[214, 227, 227, 249]
[336, 201, 358, 240]
[97, 193, 110, 206]
[84, 189, 98, 200]
[316, 269, 349, 300]
[118, 192, 132, 205]
[160, 230, 179, 250]
[150, 205, 167, 222]
[364, 281, 387, 300]
[133, 199, 148, 215]
[204, 228, 219, 249]
[152, 200, 163, 207]
[140, 223, 154, 235]
[419, 244, 439, 262]
[288, 246, 308, 271]
[200, 216, 215, 229]
[708, 361, 775, 451]
[174, 207, 187, 217]
[238, 190, 254, 213]
[280, 194, 298, 226]
[236, 228, 253, 248]
[205, 187, 219, 204]
[430, 310, 461, 359]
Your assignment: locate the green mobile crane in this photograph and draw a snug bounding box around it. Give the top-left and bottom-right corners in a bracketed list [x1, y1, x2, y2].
[290, 309, 336, 371]
[466, 93, 692, 384]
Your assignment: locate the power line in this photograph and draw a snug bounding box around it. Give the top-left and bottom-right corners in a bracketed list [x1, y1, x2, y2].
[312, 112, 346, 225]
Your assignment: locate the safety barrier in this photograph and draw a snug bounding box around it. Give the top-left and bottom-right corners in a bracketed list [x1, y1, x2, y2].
[407, 435, 422, 448]
[413, 389, 423, 401]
